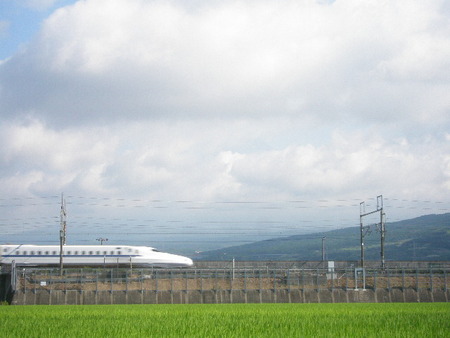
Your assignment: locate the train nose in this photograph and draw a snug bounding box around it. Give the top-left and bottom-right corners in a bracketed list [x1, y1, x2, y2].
[168, 254, 194, 267]
[179, 257, 194, 267]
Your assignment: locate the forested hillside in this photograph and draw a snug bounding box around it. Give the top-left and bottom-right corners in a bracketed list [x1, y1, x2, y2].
[198, 213, 450, 261]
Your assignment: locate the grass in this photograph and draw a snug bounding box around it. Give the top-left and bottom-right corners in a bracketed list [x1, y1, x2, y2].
[0, 303, 449, 337]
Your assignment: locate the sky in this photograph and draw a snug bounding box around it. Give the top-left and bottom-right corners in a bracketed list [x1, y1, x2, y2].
[1, 0, 449, 256]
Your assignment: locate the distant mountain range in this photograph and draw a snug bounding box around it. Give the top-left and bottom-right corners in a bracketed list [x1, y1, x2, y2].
[197, 213, 450, 261]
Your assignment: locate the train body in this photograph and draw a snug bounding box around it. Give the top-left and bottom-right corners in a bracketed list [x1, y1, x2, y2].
[0, 244, 194, 268]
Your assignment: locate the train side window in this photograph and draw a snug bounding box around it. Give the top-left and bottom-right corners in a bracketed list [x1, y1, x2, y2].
[82, 251, 86, 255]
[89, 251, 93, 255]
[117, 251, 121, 255]
[110, 251, 114, 255]
[3, 248, 6, 253]
[23, 251, 27, 255]
[52, 251, 57, 255]
[45, 251, 49, 255]
[96, 251, 100, 255]
[37, 251, 42, 255]
[74, 251, 78, 255]
[16, 251, 20, 255]
[67, 251, 71, 255]
[31, 251, 35, 255]
[103, 251, 107, 255]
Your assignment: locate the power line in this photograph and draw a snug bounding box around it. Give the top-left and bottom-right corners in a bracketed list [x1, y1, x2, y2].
[0, 195, 449, 206]
[0, 195, 448, 239]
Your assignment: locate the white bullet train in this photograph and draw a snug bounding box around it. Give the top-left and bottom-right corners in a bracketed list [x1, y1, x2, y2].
[0, 244, 194, 268]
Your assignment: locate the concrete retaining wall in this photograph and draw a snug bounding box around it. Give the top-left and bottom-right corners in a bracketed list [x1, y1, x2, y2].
[10, 288, 449, 305]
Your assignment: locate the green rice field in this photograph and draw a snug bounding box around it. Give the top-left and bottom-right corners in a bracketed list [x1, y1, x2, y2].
[0, 303, 448, 337]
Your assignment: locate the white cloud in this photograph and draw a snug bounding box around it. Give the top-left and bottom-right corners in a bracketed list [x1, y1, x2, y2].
[0, 119, 116, 195]
[1, 0, 449, 126]
[219, 131, 450, 201]
[1, 118, 448, 203]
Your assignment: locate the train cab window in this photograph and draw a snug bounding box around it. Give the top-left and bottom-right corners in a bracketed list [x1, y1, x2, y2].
[152, 249, 160, 252]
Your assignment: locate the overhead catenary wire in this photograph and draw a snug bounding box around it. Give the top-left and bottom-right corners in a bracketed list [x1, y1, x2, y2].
[0, 195, 448, 241]
[0, 195, 449, 206]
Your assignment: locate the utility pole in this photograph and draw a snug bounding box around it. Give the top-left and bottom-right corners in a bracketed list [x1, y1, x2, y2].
[378, 196, 386, 270]
[359, 202, 370, 270]
[322, 236, 326, 261]
[59, 193, 67, 274]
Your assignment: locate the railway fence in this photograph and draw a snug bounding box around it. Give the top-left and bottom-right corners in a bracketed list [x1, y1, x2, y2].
[3, 262, 449, 304]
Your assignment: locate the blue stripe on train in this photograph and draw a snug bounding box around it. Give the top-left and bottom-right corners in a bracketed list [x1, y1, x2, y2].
[3, 255, 139, 258]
